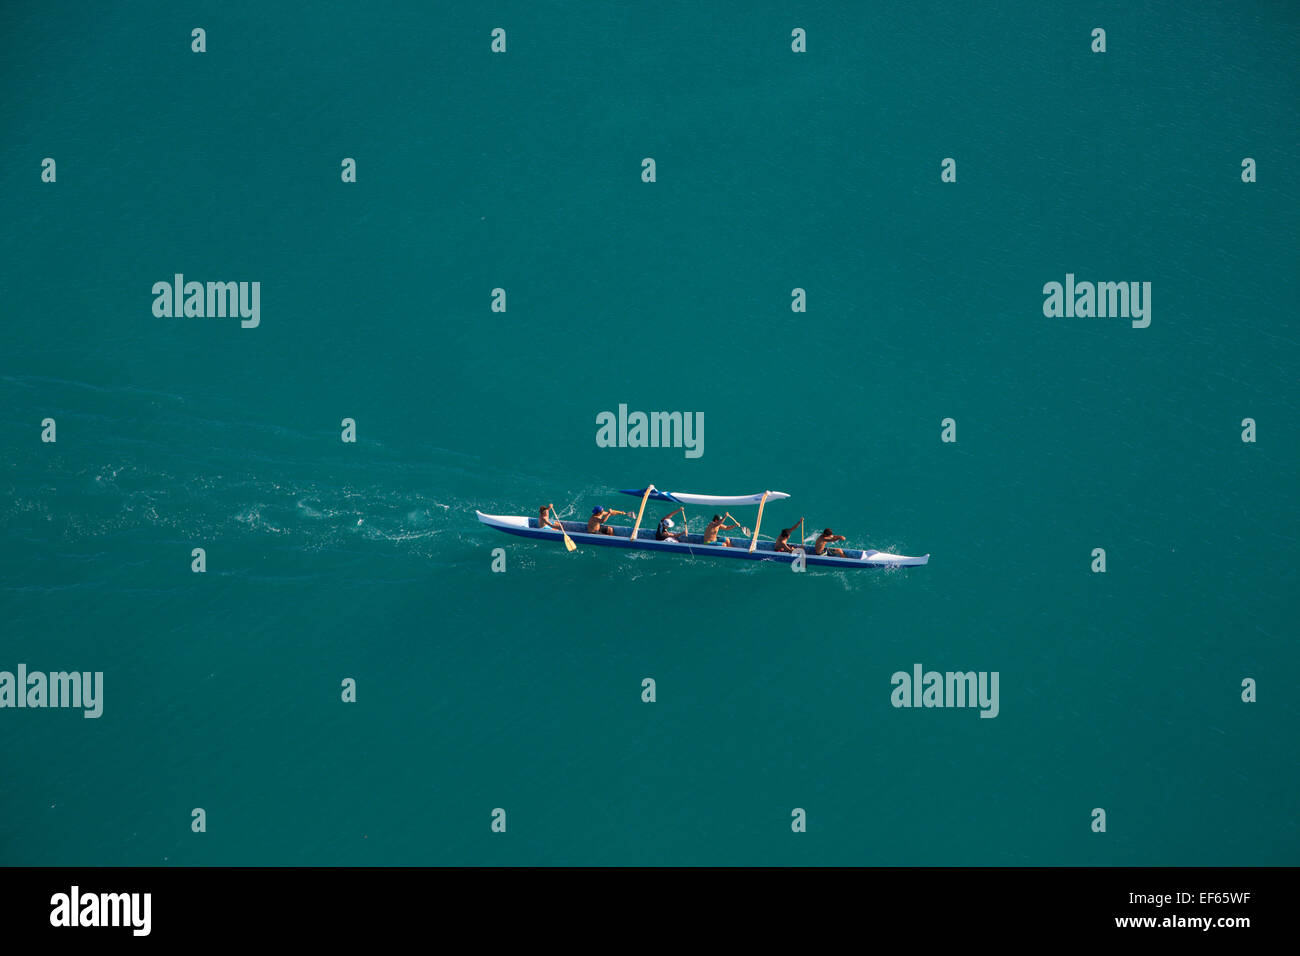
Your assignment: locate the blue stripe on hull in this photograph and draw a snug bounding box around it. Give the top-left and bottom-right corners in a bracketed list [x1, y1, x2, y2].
[485, 523, 905, 568]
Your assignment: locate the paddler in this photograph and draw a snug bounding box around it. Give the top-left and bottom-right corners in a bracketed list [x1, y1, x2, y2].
[537, 504, 565, 532]
[587, 505, 632, 535]
[655, 506, 687, 541]
[773, 520, 804, 553]
[813, 528, 847, 557]
[701, 514, 739, 547]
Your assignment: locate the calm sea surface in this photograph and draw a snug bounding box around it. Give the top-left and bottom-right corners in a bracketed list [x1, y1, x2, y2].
[1, 1, 1295, 864]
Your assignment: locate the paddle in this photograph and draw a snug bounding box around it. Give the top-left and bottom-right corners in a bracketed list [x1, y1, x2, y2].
[801, 518, 821, 546]
[723, 511, 752, 536]
[549, 504, 576, 551]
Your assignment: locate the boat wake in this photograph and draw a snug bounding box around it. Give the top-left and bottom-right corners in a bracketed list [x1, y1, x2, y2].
[1, 455, 482, 574]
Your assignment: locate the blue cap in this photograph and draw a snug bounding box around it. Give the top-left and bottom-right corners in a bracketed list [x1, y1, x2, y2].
[592, 506, 603, 515]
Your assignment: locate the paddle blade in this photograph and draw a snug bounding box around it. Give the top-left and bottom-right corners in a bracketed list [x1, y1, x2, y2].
[562, 532, 577, 552]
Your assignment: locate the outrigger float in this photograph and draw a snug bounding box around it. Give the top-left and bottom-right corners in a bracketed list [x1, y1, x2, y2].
[476, 486, 929, 569]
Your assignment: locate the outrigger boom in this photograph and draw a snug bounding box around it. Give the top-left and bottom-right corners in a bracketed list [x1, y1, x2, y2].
[477, 487, 929, 569]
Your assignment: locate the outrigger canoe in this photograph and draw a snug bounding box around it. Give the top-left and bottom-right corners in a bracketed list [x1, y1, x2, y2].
[476, 486, 929, 569]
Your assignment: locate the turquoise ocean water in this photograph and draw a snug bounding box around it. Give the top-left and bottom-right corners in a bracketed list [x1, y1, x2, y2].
[1, 2, 1296, 865]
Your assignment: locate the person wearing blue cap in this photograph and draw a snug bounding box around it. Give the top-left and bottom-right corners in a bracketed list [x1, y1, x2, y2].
[586, 504, 632, 535]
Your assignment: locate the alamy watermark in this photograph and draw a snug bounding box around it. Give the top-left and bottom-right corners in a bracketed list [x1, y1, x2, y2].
[152, 274, 260, 328]
[891, 663, 999, 718]
[0, 664, 103, 717]
[50, 886, 150, 936]
[596, 404, 703, 458]
[1042, 273, 1151, 328]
